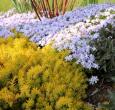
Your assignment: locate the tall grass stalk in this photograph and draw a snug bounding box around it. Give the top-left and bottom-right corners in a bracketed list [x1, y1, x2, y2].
[11, 0, 31, 12]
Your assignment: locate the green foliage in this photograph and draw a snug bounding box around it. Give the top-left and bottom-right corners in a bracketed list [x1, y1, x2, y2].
[93, 23, 115, 73]
[10, 0, 32, 12]
[0, 36, 92, 110]
[101, 77, 115, 110]
[105, 91, 115, 110]
[0, 0, 13, 12]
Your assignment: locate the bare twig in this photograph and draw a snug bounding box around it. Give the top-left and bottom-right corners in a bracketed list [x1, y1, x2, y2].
[45, 0, 52, 18]
[53, 0, 58, 16]
[62, 0, 68, 15]
[31, 0, 41, 20]
[31, 0, 71, 20]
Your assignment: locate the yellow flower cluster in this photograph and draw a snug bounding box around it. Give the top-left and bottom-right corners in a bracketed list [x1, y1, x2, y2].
[0, 36, 92, 110]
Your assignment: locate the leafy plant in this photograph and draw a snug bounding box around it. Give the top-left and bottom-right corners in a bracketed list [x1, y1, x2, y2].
[93, 23, 115, 73]
[100, 76, 115, 110]
[0, 36, 92, 110]
[105, 91, 115, 110]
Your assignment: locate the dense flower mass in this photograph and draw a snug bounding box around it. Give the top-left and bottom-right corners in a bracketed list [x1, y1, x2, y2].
[52, 6, 115, 69]
[0, 37, 92, 110]
[0, 4, 115, 69]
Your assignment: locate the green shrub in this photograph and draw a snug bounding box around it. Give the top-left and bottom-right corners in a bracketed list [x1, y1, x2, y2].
[93, 23, 115, 73]
[0, 37, 92, 110]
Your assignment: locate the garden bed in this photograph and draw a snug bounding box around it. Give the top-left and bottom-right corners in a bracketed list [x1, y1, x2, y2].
[0, 2, 115, 110]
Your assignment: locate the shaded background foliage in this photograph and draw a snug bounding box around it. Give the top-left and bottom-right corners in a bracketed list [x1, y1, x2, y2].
[93, 23, 115, 73]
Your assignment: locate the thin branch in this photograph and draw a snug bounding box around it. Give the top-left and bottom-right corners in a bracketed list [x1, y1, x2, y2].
[31, 0, 41, 20]
[41, 0, 48, 18]
[31, 0, 74, 20]
[62, 0, 68, 15]
[54, 0, 59, 16]
[45, 0, 53, 18]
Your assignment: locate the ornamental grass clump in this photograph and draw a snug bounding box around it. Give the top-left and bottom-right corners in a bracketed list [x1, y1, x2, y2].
[10, 0, 76, 20]
[31, 0, 77, 20]
[11, 0, 32, 12]
[0, 36, 92, 110]
[10, 0, 100, 20]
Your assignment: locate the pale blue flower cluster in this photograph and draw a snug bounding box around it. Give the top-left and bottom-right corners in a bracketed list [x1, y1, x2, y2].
[0, 27, 13, 37]
[51, 6, 115, 69]
[53, 34, 98, 69]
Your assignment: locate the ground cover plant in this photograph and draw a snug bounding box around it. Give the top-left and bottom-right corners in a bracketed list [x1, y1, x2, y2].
[0, 36, 93, 110]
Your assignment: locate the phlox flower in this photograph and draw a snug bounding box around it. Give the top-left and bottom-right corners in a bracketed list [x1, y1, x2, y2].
[89, 76, 99, 85]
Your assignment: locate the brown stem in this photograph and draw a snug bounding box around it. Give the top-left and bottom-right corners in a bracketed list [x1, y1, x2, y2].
[62, 0, 68, 15]
[45, 0, 52, 18]
[31, 0, 41, 20]
[52, 0, 54, 17]
[41, 0, 48, 18]
[38, 1, 43, 16]
[54, 0, 59, 16]
[31, 0, 73, 20]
